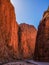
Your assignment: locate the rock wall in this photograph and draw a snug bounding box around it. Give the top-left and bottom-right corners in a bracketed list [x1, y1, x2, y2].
[0, 0, 19, 63]
[34, 8, 49, 62]
[19, 23, 37, 59]
[0, 0, 37, 63]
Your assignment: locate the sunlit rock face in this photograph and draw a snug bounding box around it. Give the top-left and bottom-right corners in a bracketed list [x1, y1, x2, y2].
[34, 7, 49, 62]
[0, 0, 19, 63]
[19, 23, 37, 59]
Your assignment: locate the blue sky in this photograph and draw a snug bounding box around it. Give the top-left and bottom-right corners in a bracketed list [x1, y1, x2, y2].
[11, 0, 49, 29]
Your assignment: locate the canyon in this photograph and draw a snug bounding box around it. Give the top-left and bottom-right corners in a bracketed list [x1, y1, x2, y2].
[0, 0, 49, 65]
[0, 0, 37, 63]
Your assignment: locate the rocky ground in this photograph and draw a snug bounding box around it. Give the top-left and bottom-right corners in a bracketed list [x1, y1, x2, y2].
[0, 61, 37, 65]
[1, 60, 49, 65]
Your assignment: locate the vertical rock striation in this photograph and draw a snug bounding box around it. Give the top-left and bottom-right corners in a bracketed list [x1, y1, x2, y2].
[34, 7, 49, 62]
[0, 0, 37, 63]
[0, 0, 19, 63]
[19, 23, 37, 59]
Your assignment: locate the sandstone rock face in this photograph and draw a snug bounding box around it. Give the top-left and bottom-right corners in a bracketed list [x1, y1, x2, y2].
[0, 0, 19, 63]
[0, 0, 37, 63]
[34, 7, 49, 62]
[19, 23, 37, 59]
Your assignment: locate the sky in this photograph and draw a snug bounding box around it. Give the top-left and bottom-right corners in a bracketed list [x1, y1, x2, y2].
[11, 0, 49, 29]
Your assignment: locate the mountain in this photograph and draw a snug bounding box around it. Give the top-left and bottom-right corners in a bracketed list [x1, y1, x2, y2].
[19, 23, 37, 59]
[33, 7, 49, 62]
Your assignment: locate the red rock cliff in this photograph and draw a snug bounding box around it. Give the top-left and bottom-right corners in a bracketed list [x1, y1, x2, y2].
[19, 23, 37, 59]
[34, 7, 49, 62]
[0, 0, 37, 63]
[0, 0, 19, 63]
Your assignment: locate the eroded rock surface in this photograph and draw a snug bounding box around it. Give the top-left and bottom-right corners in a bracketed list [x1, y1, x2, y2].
[0, 0, 37, 63]
[34, 7, 49, 62]
[19, 23, 37, 59]
[0, 0, 19, 63]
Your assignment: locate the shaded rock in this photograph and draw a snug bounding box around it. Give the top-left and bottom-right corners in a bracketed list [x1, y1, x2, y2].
[0, 0, 19, 63]
[19, 23, 37, 59]
[33, 7, 49, 62]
